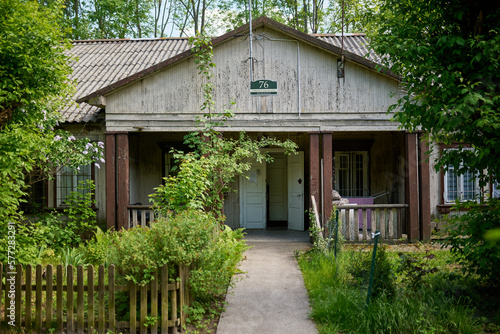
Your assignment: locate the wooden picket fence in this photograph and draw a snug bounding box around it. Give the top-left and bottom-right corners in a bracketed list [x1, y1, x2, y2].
[0, 263, 190, 333]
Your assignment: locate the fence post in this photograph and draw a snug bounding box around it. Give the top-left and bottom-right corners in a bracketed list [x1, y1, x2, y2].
[161, 265, 168, 334]
[130, 281, 137, 334]
[151, 269, 158, 334]
[26, 264, 32, 331]
[56, 265, 63, 333]
[36, 264, 42, 332]
[77, 265, 84, 334]
[46, 265, 53, 329]
[15, 264, 22, 328]
[366, 231, 381, 307]
[109, 265, 116, 332]
[67, 265, 74, 333]
[88, 265, 95, 333]
[98, 265, 105, 334]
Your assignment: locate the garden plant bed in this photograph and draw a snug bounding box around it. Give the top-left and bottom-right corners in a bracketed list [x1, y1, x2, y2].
[298, 242, 500, 334]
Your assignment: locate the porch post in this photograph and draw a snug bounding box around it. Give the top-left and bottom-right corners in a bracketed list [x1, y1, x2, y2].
[105, 133, 116, 230]
[322, 133, 333, 222]
[419, 134, 431, 241]
[405, 132, 420, 242]
[309, 133, 321, 223]
[116, 132, 129, 231]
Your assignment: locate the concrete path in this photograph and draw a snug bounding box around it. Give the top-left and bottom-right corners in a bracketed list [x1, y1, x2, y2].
[216, 230, 318, 334]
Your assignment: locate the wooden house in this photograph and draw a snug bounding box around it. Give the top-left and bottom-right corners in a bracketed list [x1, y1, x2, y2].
[50, 16, 433, 242]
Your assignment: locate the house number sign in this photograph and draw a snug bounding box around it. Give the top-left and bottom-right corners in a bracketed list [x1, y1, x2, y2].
[250, 80, 278, 96]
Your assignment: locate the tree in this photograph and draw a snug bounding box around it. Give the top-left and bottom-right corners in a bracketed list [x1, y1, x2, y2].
[0, 0, 103, 224]
[369, 0, 500, 284]
[368, 0, 500, 185]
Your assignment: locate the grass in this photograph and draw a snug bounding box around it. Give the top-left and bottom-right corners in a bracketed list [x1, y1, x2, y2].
[298, 244, 500, 334]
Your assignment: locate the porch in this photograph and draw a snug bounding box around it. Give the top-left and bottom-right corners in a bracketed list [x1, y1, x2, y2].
[107, 131, 430, 242]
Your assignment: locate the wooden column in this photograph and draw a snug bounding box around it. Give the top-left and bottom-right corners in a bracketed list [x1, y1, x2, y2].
[322, 133, 333, 222]
[105, 133, 116, 230]
[405, 133, 420, 242]
[116, 132, 130, 231]
[309, 133, 320, 222]
[419, 134, 431, 241]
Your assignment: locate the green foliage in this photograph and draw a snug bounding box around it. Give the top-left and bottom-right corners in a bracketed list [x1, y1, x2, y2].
[439, 198, 500, 285]
[347, 245, 396, 298]
[106, 210, 249, 301]
[368, 0, 500, 185]
[82, 227, 113, 265]
[0, 0, 73, 128]
[0, 0, 104, 260]
[298, 249, 485, 334]
[397, 251, 439, 291]
[0, 180, 98, 265]
[151, 154, 210, 214]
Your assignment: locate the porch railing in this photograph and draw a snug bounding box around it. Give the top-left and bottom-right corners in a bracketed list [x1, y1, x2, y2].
[128, 205, 156, 228]
[336, 204, 408, 242]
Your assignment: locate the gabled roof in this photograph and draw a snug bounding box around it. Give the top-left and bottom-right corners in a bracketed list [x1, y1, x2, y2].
[64, 16, 396, 123]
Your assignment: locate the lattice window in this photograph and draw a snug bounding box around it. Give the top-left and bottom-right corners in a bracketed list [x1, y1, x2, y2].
[334, 151, 369, 197]
[56, 165, 93, 207]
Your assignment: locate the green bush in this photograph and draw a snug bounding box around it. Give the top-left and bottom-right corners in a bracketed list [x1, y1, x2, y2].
[439, 197, 500, 285]
[106, 210, 249, 301]
[347, 245, 396, 298]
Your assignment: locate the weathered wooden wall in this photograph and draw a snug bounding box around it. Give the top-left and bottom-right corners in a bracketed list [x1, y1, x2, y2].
[105, 27, 400, 133]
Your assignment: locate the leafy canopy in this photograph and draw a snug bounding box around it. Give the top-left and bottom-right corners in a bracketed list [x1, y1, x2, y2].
[0, 0, 104, 225]
[368, 0, 500, 185]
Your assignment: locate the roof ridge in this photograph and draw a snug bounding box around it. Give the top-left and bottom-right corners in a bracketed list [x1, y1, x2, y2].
[72, 37, 191, 43]
[312, 33, 366, 37]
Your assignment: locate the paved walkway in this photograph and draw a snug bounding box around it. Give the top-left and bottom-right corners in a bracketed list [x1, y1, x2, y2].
[216, 230, 318, 334]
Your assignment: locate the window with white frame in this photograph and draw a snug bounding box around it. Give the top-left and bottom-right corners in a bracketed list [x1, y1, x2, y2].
[334, 151, 369, 197]
[56, 165, 93, 207]
[443, 149, 480, 203]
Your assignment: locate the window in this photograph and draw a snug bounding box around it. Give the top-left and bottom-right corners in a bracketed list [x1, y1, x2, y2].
[163, 152, 178, 179]
[492, 182, 500, 199]
[334, 151, 369, 197]
[56, 165, 93, 207]
[442, 149, 480, 203]
[21, 178, 47, 212]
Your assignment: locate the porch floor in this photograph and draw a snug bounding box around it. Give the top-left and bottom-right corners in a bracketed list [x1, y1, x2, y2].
[243, 229, 311, 243]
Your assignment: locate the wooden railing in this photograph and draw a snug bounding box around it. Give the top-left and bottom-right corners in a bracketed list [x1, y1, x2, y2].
[128, 205, 156, 228]
[336, 204, 408, 242]
[0, 263, 190, 334]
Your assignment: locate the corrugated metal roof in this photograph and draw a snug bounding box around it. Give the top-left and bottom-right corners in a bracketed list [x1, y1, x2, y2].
[63, 32, 381, 123]
[63, 38, 191, 123]
[313, 34, 381, 64]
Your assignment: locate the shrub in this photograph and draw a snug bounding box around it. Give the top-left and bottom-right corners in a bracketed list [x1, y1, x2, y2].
[106, 210, 249, 301]
[439, 197, 500, 285]
[347, 245, 396, 298]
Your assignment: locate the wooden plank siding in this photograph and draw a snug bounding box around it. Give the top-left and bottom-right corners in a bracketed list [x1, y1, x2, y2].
[104, 27, 400, 133]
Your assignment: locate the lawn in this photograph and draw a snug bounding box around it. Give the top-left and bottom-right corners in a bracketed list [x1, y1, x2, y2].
[298, 243, 500, 334]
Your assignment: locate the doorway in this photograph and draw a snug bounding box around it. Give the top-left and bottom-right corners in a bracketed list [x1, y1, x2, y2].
[267, 154, 288, 229]
[240, 151, 304, 230]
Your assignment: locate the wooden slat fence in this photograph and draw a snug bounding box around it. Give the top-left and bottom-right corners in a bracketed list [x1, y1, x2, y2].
[0, 263, 189, 333]
[128, 205, 156, 228]
[337, 204, 408, 242]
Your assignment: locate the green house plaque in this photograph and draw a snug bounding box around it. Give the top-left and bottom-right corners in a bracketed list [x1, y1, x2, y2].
[250, 80, 278, 95]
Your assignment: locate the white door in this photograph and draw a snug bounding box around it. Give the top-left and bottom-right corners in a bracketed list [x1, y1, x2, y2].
[240, 160, 266, 229]
[287, 152, 304, 230]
